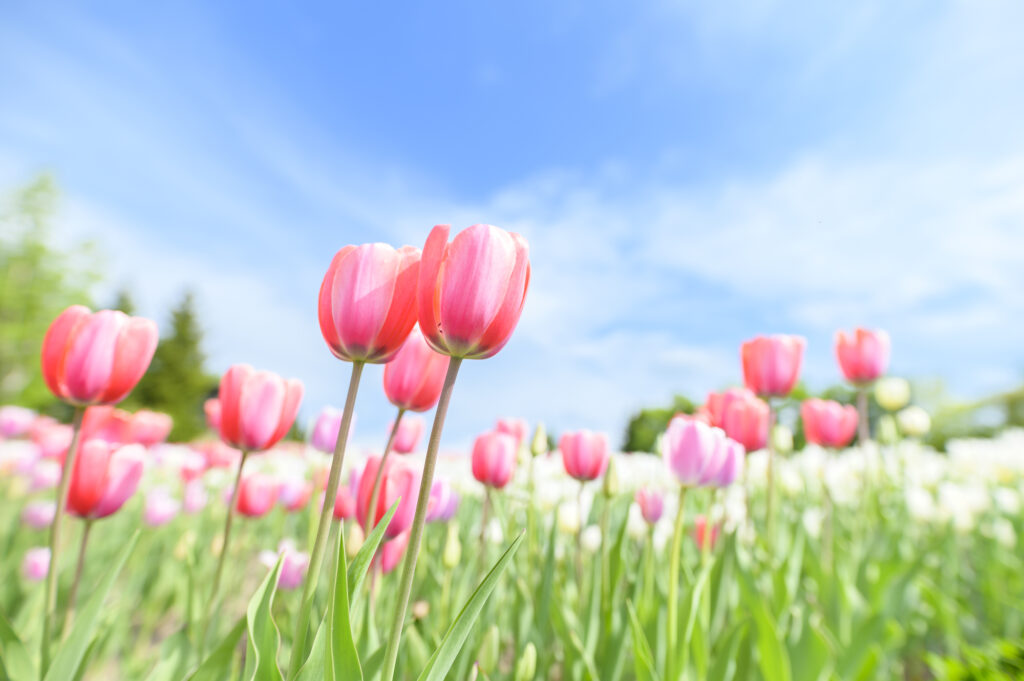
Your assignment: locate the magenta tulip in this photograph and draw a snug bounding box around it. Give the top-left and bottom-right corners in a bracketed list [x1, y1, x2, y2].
[390, 415, 424, 454]
[471, 431, 518, 489]
[310, 407, 352, 454]
[216, 364, 303, 453]
[426, 479, 459, 523]
[0, 406, 35, 438]
[417, 224, 531, 360]
[801, 399, 859, 448]
[634, 488, 664, 525]
[560, 430, 610, 482]
[260, 540, 309, 590]
[835, 327, 891, 385]
[383, 326, 450, 412]
[741, 334, 806, 398]
[22, 548, 50, 582]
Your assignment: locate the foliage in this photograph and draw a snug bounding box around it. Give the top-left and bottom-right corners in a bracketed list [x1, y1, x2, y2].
[623, 394, 697, 452]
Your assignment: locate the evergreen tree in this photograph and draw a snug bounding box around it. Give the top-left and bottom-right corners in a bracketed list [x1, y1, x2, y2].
[111, 287, 137, 316]
[127, 291, 218, 441]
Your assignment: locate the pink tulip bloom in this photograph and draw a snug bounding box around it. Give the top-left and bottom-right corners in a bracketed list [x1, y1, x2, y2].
[260, 540, 309, 590]
[711, 438, 745, 487]
[495, 418, 529, 450]
[741, 334, 806, 398]
[144, 487, 181, 526]
[661, 417, 729, 488]
[32, 424, 73, 461]
[471, 431, 518, 489]
[216, 364, 303, 453]
[22, 547, 51, 582]
[80, 406, 134, 445]
[67, 441, 146, 519]
[801, 399, 859, 449]
[382, 326, 450, 412]
[426, 479, 459, 523]
[417, 224, 531, 360]
[0, 406, 36, 438]
[279, 478, 313, 512]
[236, 472, 280, 517]
[40, 305, 158, 406]
[707, 388, 769, 453]
[381, 531, 410, 574]
[204, 398, 222, 430]
[356, 455, 419, 538]
[331, 483, 356, 520]
[183, 480, 208, 513]
[30, 459, 62, 491]
[128, 410, 173, 447]
[22, 500, 56, 529]
[693, 515, 720, 551]
[310, 407, 354, 454]
[390, 415, 424, 454]
[835, 328, 891, 385]
[318, 243, 421, 364]
[559, 430, 610, 482]
[634, 488, 664, 525]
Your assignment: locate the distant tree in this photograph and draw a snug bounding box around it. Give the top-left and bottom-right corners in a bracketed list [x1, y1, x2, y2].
[622, 394, 697, 453]
[110, 288, 137, 316]
[126, 291, 218, 441]
[0, 175, 100, 411]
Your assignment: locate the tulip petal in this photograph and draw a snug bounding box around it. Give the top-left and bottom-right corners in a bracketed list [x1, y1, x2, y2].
[268, 378, 304, 447]
[98, 317, 158, 404]
[63, 311, 126, 404]
[417, 224, 450, 353]
[41, 305, 92, 400]
[238, 371, 286, 451]
[472, 232, 531, 359]
[93, 445, 145, 518]
[218, 364, 253, 448]
[318, 246, 357, 360]
[67, 440, 113, 517]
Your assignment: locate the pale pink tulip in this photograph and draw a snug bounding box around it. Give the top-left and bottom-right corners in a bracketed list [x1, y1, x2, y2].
[216, 364, 303, 452]
[559, 430, 610, 482]
[22, 547, 51, 582]
[741, 334, 806, 398]
[0, 406, 35, 438]
[661, 417, 736, 488]
[801, 399, 859, 448]
[835, 328, 891, 385]
[495, 418, 529, 449]
[471, 431, 517, 489]
[30, 459, 61, 491]
[128, 410, 173, 447]
[32, 424, 72, 461]
[634, 488, 664, 525]
[204, 398, 222, 430]
[310, 407, 354, 454]
[390, 415, 424, 454]
[260, 540, 309, 590]
[382, 326, 450, 411]
[144, 487, 181, 526]
[183, 480, 208, 513]
[22, 500, 56, 529]
[279, 478, 313, 512]
[426, 479, 459, 523]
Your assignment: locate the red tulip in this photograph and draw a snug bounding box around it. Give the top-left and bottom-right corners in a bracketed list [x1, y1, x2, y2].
[706, 388, 769, 453]
[835, 328, 890, 385]
[216, 364, 303, 452]
[236, 472, 280, 517]
[559, 430, 609, 482]
[740, 334, 806, 398]
[204, 398, 222, 430]
[332, 482, 356, 520]
[66, 441, 145, 519]
[390, 415, 424, 454]
[382, 326, 450, 412]
[127, 410, 173, 447]
[417, 224, 530, 359]
[801, 399, 858, 448]
[356, 456, 419, 538]
[41, 306, 158, 406]
[471, 431, 517, 489]
[693, 515, 720, 551]
[318, 243, 421, 364]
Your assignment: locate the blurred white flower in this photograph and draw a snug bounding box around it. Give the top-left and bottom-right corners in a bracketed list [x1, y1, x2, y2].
[581, 525, 602, 553]
[897, 406, 931, 437]
[801, 507, 824, 539]
[875, 377, 911, 412]
[988, 518, 1016, 548]
[557, 502, 581, 535]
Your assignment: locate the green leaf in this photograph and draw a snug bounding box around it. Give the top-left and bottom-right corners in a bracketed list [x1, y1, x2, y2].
[790, 618, 832, 681]
[536, 519, 558, 638]
[44, 531, 139, 681]
[416, 532, 524, 681]
[738, 570, 791, 681]
[626, 601, 660, 681]
[347, 501, 399, 607]
[145, 629, 190, 681]
[707, 619, 749, 681]
[360, 646, 385, 681]
[292, 618, 326, 681]
[186, 617, 246, 681]
[835, 615, 885, 680]
[245, 557, 284, 681]
[327, 527, 361, 681]
[0, 610, 35, 681]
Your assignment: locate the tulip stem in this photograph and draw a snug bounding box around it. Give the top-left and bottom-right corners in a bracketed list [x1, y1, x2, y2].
[364, 407, 406, 536]
[666, 485, 688, 681]
[765, 399, 777, 555]
[381, 357, 462, 681]
[40, 404, 84, 678]
[62, 519, 93, 635]
[477, 487, 491, 575]
[199, 449, 249, 660]
[576, 481, 585, 585]
[288, 360, 364, 679]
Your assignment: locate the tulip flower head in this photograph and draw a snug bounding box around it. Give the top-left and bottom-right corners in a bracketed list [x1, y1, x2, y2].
[0, 406, 36, 438]
[22, 547, 51, 582]
[318, 243, 421, 364]
[559, 430, 610, 482]
[381, 531, 410, 574]
[67, 441, 146, 519]
[634, 488, 664, 525]
[216, 364, 303, 453]
[693, 515, 720, 551]
[41, 305, 158, 406]
[495, 418, 529, 450]
[204, 398, 221, 431]
[897, 406, 931, 437]
[835, 327, 891, 385]
[260, 540, 310, 590]
[661, 417, 743, 488]
[236, 472, 280, 517]
[128, 410, 173, 447]
[417, 224, 531, 360]
[310, 407, 352, 455]
[875, 377, 911, 412]
[471, 431, 518, 489]
[390, 415, 424, 454]
[801, 399, 859, 449]
[382, 326, 450, 412]
[183, 480, 209, 513]
[279, 478, 313, 512]
[706, 388, 769, 453]
[356, 455, 420, 538]
[144, 487, 181, 527]
[426, 479, 459, 523]
[740, 334, 806, 398]
[22, 500, 56, 529]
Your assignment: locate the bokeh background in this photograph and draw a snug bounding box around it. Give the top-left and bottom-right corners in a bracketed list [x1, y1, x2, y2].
[2, 1, 1023, 448]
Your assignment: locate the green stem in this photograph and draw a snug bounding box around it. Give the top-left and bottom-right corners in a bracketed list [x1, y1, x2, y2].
[364, 408, 406, 535]
[576, 481, 585, 586]
[765, 399, 777, 555]
[381, 357, 462, 681]
[40, 405, 84, 678]
[287, 360, 364, 679]
[198, 448, 249, 659]
[666, 485, 688, 681]
[62, 519, 93, 635]
[477, 487, 491, 575]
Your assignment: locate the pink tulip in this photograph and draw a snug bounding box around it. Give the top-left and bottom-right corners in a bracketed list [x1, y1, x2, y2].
[260, 540, 309, 590]
[279, 478, 313, 512]
[634, 488, 664, 525]
[32, 423, 72, 461]
[356, 455, 419, 538]
[707, 388, 769, 453]
[661, 417, 736, 488]
[426, 479, 459, 523]
[183, 480, 208, 513]
[40, 305, 158, 406]
[30, 459, 62, 491]
[128, 410, 173, 447]
[711, 438, 744, 487]
[22, 500, 56, 529]
[471, 431, 517, 489]
[310, 407, 354, 454]
[236, 472, 280, 517]
[0, 406, 36, 438]
[22, 547, 51, 582]
[835, 328, 891, 385]
[559, 430, 610, 482]
[801, 399, 859, 449]
[381, 531, 410, 574]
[332, 484, 356, 520]
[318, 243, 421, 364]
[693, 515, 720, 551]
[740, 334, 806, 398]
[204, 398, 222, 430]
[417, 224, 531, 360]
[216, 364, 303, 453]
[390, 415, 424, 454]
[495, 418, 529, 450]
[80, 406, 133, 445]
[382, 326, 450, 412]
[144, 487, 181, 526]
[67, 441, 145, 519]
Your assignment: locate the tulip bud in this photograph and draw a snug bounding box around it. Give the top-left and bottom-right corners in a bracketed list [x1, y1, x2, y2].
[346, 522, 365, 559]
[412, 600, 430, 620]
[442, 523, 462, 569]
[771, 424, 793, 454]
[875, 377, 911, 412]
[876, 414, 899, 445]
[897, 406, 931, 437]
[477, 625, 500, 674]
[530, 423, 548, 457]
[514, 643, 537, 681]
[602, 457, 619, 498]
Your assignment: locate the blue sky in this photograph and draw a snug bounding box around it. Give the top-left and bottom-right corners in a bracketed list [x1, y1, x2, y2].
[2, 1, 1023, 448]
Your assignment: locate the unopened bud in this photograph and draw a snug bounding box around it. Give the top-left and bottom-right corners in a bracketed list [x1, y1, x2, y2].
[346, 522, 364, 559]
[530, 423, 548, 457]
[443, 523, 462, 569]
[876, 414, 899, 445]
[602, 457, 619, 498]
[514, 643, 537, 681]
[771, 425, 793, 454]
[477, 625, 500, 673]
[411, 600, 430, 620]
[875, 377, 911, 412]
